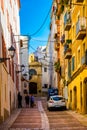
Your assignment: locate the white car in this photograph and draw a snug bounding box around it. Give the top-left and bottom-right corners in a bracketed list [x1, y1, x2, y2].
[47, 95, 66, 110]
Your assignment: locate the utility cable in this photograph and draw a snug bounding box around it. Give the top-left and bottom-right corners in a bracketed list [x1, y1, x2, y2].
[29, 1, 53, 36]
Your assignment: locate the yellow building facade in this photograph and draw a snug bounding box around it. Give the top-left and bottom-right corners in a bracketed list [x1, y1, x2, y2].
[29, 54, 42, 96]
[54, 0, 87, 114]
[61, 0, 87, 114]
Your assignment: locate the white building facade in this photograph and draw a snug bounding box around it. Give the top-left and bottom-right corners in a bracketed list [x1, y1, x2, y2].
[20, 36, 29, 102]
[34, 46, 49, 94]
[47, 2, 58, 89]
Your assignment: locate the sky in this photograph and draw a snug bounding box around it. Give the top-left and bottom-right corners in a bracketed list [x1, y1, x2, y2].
[19, 0, 53, 54]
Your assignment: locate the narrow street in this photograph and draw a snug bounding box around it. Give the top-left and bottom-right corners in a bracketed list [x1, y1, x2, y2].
[0, 97, 87, 130]
[42, 98, 87, 130]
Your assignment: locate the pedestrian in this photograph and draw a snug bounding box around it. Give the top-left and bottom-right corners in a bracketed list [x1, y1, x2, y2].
[17, 92, 22, 108]
[30, 94, 35, 108]
[25, 93, 30, 108]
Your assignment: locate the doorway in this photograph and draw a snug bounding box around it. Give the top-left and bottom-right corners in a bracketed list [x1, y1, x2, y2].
[29, 82, 37, 94]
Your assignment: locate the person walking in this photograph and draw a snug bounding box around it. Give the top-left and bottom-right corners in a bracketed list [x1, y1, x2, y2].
[17, 92, 22, 108]
[25, 93, 30, 108]
[30, 94, 35, 108]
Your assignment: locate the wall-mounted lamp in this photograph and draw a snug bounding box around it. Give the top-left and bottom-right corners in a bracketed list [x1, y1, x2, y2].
[0, 45, 15, 63]
[16, 64, 25, 73]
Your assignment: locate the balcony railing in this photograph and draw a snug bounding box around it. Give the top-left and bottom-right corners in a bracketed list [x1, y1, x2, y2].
[76, 0, 84, 2]
[64, 11, 71, 31]
[60, 34, 65, 44]
[64, 44, 72, 59]
[76, 17, 86, 40]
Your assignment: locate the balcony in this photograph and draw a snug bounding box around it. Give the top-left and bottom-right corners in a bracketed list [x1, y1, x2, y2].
[76, 0, 84, 2]
[64, 11, 71, 31]
[60, 34, 65, 44]
[64, 44, 72, 59]
[54, 60, 60, 72]
[76, 17, 86, 40]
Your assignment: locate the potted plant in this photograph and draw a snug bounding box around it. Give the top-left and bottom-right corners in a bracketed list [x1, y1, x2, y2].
[66, 39, 72, 44]
[54, 61, 60, 72]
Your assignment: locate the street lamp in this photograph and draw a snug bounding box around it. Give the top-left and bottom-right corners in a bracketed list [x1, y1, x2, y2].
[0, 45, 15, 63]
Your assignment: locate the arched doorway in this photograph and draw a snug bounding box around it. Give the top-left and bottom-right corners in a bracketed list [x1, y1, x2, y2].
[73, 86, 77, 110]
[29, 82, 37, 94]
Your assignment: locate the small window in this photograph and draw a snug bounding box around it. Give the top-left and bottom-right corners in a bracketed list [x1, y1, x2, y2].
[72, 56, 75, 71]
[44, 67, 47, 72]
[44, 84, 48, 88]
[29, 69, 37, 75]
[78, 50, 80, 65]
[83, 43, 85, 55]
[70, 90, 72, 102]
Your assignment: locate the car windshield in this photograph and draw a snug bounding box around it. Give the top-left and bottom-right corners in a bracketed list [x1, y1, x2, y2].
[52, 96, 63, 101]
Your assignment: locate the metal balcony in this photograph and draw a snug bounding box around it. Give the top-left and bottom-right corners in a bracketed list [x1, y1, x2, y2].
[64, 11, 71, 31]
[64, 45, 72, 59]
[60, 34, 65, 44]
[76, 17, 86, 40]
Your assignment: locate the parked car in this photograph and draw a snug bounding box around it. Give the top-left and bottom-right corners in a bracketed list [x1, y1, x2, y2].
[47, 88, 58, 100]
[47, 95, 66, 110]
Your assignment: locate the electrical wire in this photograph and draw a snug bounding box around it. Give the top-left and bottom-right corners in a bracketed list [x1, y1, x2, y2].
[31, 38, 56, 43]
[28, 1, 53, 36]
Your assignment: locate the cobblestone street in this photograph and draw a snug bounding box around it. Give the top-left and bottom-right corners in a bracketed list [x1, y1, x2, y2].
[0, 97, 87, 130]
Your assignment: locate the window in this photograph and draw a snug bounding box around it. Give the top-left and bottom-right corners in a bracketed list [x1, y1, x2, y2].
[78, 50, 80, 65]
[35, 56, 38, 61]
[29, 69, 37, 75]
[70, 90, 72, 102]
[83, 6, 85, 17]
[44, 67, 47, 72]
[44, 84, 48, 88]
[83, 43, 85, 55]
[68, 61, 71, 78]
[72, 56, 75, 71]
